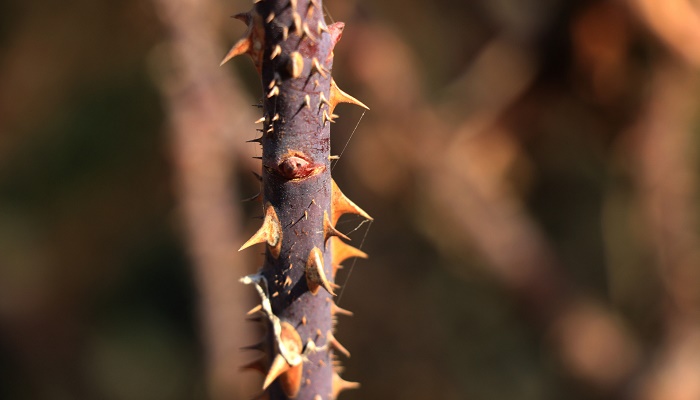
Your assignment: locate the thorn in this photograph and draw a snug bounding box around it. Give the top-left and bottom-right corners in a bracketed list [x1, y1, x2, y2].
[287, 51, 304, 79]
[262, 322, 303, 397]
[319, 92, 330, 109]
[329, 79, 369, 113]
[332, 373, 360, 398]
[254, 116, 265, 124]
[246, 304, 263, 315]
[251, 171, 262, 182]
[302, 22, 316, 42]
[272, 113, 280, 121]
[301, 316, 307, 325]
[306, 247, 335, 296]
[331, 236, 367, 266]
[289, 0, 297, 10]
[331, 303, 354, 317]
[282, 25, 289, 41]
[311, 57, 328, 78]
[331, 179, 373, 225]
[267, 85, 279, 98]
[239, 203, 283, 258]
[265, 11, 275, 24]
[322, 110, 336, 125]
[270, 44, 282, 59]
[241, 356, 266, 373]
[266, 126, 274, 134]
[327, 332, 350, 357]
[241, 341, 265, 351]
[220, 37, 252, 66]
[246, 136, 263, 144]
[304, 94, 311, 109]
[252, 156, 263, 160]
[324, 211, 350, 243]
[329, 155, 340, 160]
[241, 192, 262, 203]
[283, 275, 292, 287]
[292, 12, 302, 34]
[317, 20, 329, 35]
[263, 354, 291, 390]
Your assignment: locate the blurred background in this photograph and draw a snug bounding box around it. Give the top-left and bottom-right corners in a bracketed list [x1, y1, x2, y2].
[2, 0, 700, 399]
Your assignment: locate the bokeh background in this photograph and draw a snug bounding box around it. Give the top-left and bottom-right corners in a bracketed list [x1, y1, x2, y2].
[2, 0, 700, 399]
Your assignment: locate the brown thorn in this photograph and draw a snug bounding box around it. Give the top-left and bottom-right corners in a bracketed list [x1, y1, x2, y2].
[331, 303, 354, 317]
[241, 356, 266, 373]
[267, 85, 279, 98]
[331, 236, 367, 266]
[329, 79, 370, 113]
[246, 304, 263, 315]
[240, 341, 265, 352]
[239, 203, 283, 258]
[262, 354, 291, 390]
[327, 332, 350, 357]
[310, 57, 328, 78]
[323, 210, 350, 243]
[331, 179, 373, 225]
[270, 44, 281, 60]
[332, 373, 360, 398]
[305, 247, 335, 296]
[246, 137, 263, 144]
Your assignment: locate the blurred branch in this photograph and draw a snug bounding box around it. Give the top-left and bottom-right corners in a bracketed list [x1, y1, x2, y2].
[630, 60, 700, 400]
[151, 0, 258, 398]
[627, 0, 700, 67]
[345, 20, 641, 392]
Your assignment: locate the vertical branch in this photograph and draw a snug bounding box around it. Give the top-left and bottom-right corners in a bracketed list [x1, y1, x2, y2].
[224, 0, 370, 398]
[152, 0, 259, 398]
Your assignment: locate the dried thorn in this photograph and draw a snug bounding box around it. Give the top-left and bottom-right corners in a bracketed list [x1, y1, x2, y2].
[331, 179, 373, 225]
[319, 92, 330, 109]
[252, 156, 263, 160]
[241, 341, 265, 351]
[267, 85, 279, 98]
[327, 332, 350, 357]
[329, 78, 370, 113]
[332, 373, 360, 398]
[241, 192, 262, 203]
[247, 304, 263, 315]
[322, 110, 336, 125]
[246, 136, 263, 144]
[239, 203, 283, 258]
[270, 44, 282, 59]
[262, 322, 303, 397]
[317, 20, 329, 35]
[302, 23, 316, 42]
[310, 57, 328, 77]
[306, 247, 335, 296]
[331, 236, 367, 266]
[324, 211, 350, 243]
[331, 303, 354, 317]
[241, 356, 266, 373]
[292, 12, 302, 34]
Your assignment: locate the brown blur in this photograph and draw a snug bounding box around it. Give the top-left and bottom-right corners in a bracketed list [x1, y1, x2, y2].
[1, 0, 700, 399]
